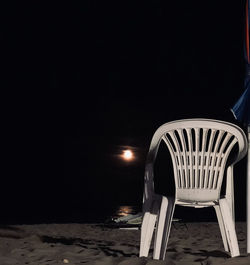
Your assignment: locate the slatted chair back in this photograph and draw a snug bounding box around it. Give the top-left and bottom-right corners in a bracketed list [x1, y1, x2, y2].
[146, 119, 247, 203]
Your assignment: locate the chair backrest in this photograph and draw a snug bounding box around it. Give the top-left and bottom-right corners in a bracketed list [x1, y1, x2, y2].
[146, 119, 248, 202]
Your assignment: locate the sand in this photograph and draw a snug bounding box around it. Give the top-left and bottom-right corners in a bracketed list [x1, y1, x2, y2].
[0, 222, 250, 265]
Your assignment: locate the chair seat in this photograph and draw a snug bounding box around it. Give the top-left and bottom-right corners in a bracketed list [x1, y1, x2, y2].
[176, 199, 218, 208]
[176, 188, 220, 202]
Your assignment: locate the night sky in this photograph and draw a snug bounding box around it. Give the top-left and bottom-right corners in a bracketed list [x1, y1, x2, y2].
[3, 1, 248, 224]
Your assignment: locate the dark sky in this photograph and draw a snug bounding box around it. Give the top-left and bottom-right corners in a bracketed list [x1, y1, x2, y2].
[3, 1, 248, 224]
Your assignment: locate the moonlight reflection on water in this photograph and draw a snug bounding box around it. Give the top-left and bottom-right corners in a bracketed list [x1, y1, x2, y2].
[115, 206, 138, 217]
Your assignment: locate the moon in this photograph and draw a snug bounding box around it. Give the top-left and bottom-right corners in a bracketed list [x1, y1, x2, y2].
[122, 149, 133, 161]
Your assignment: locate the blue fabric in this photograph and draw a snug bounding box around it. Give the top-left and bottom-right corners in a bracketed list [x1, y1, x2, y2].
[232, 64, 250, 126]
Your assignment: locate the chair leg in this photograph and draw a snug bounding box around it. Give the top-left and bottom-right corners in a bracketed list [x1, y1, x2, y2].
[139, 200, 159, 257]
[153, 196, 175, 260]
[219, 198, 240, 257]
[214, 205, 229, 252]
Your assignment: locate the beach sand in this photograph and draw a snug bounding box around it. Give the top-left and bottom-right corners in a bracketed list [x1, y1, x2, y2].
[0, 222, 249, 265]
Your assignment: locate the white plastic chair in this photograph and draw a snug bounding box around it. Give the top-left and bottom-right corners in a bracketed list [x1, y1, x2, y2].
[139, 119, 248, 259]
